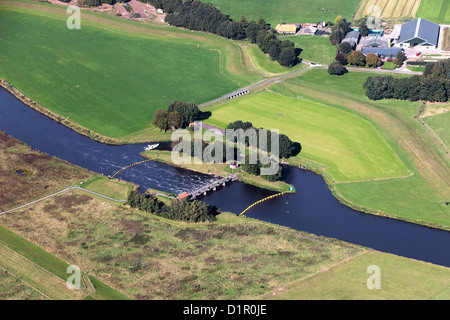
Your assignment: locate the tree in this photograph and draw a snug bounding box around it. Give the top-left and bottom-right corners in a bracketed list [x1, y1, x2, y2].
[334, 15, 344, 25]
[395, 50, 406, 67]
[328, 61, 348, 76]
[366, 53, 382, 68]
[243, 154, 260, 176]
[127, 186, 142, 208]
[359, 18, 369, 37]
[335, 52, 348, 65]
[278, 46, 298, 67]
[152, 109, 169, 131]
[245, 20, 260, 43]
[339, 41, 352, 54]
[167, 111, 184, 130]
[348, 50, 366, 66]
[363, 76, 394, 100]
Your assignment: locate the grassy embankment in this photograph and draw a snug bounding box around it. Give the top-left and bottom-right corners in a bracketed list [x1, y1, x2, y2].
[0, 0, 305, 144]
[204, 68, 450, 229]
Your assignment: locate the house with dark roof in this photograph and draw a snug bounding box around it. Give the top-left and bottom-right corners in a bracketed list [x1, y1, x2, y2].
[361, 47, 403, 58]
[341, 30, 361, 49]
[363, 36, 389, 48]
[397, 18, 440, 50]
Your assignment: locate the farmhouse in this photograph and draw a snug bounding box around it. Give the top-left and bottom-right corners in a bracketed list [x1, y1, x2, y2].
[275, 23, 300, 34]
[361, 47, 403, 58]
[341, 30, 361, 49]
[397, 18, 440, 50]
[363, 36, 389, 48]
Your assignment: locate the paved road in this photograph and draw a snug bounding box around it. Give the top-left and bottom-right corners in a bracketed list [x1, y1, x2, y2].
[198, 62, 422, 108]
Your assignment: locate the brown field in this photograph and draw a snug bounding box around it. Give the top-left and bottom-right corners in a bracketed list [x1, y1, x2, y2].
[355, 0, 421, 20]
[0, 130, 92, 211]
[0, 189, 364, 299]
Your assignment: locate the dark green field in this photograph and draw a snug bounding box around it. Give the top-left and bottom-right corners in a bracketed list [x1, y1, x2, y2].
[206, 0, 361, 26]
[0, 3, 259, 139]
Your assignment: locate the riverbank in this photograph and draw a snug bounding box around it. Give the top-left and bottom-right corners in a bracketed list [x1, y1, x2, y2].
[286, 156, 450, 232]
[0, 79, 172, 145]
[144, 148, 450, 232]
[3, 73, 447, 232]
[142, 150, 294, 193]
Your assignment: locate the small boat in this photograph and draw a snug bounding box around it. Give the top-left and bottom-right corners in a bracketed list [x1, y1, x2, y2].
[144, 143, 159, 151]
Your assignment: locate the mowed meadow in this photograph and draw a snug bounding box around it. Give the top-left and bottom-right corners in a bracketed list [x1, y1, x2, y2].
[206, 0, 361, 26]
[0, 2, 265, 140]
[205, 91, 410, 183]
[416, 0, 450, 24]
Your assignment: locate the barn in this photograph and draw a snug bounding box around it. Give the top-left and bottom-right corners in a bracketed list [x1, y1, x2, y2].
[397, 18, 440, 50]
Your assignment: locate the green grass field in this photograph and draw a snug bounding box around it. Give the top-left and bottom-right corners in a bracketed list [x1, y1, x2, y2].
[283, 35, 337, 65]
[423, 112, 450, 148]
[0, 1, 286, 140]
[259, 251, 450, 299]
[416, 0, 450, 24]
[82, 176, 132, 201]
[0, 7, 241, 138]
[206, 0, 361, 26]
[205, 91, 409, 182]
[279, 69, 450, 228]
[238, 43, 308, 76]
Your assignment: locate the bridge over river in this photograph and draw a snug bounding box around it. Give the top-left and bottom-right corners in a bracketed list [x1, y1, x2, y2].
[187, 171, 240, 200]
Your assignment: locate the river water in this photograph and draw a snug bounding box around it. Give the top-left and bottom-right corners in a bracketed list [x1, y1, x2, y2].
[1, 87, 449, 267]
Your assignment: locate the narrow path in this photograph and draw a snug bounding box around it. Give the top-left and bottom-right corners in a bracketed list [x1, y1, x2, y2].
[0, 187, 75, 215]
[0, 185, 126, 216]
[199, 63, 422, 109]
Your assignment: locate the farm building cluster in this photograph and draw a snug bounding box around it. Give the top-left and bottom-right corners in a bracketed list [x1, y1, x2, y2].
[276, 17, 446, 60]
[343, 17, 444, 58]
[275, 22, 331, 36]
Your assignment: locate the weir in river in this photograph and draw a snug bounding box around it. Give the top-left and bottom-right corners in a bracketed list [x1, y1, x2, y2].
[1, 87, 450, 268]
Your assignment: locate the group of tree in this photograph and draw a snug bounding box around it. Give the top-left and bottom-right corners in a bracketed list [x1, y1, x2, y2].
[74, 0, 119, 7]
[138, 0, 300, 67]
[152, 101, 211, 131]
[225, 120, 301, 182]
[172, 137, 231, 163]
[225, 120, 301, 159]
[127, 186, 166, 213]
[364, 59, 450, 102]
[242, 153, 283, 182]
[329, 15, 351, 45]
[127, 186, 219, 222]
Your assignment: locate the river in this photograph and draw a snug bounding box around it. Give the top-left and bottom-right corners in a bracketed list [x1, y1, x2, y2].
[1, 87, 449, 268]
